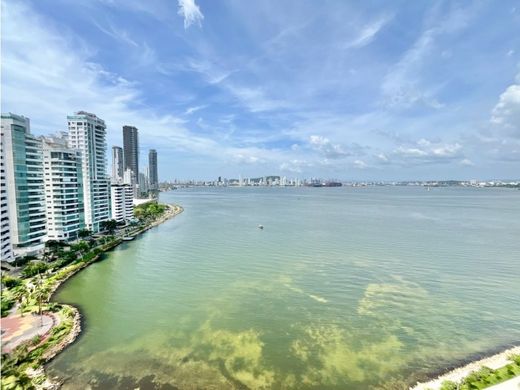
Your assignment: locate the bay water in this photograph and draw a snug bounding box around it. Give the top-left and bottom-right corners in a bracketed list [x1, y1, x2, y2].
[48, 187, 520, 389]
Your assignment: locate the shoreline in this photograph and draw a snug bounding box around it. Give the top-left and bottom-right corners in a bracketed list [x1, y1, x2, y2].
[48, 204, 183, 301]
[26, 203, 183, 389]
[410, 345, 520, 389]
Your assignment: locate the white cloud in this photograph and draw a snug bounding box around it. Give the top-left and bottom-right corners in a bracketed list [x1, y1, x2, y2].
[394, 139, 463, 164]
[471, 72, 520, 162]
[225, 84, 290, 113]
[381, 28, 443, 109]
[0, 0, 271, 169]
[185, 105, 207, 115]
[93, 19, 139, 47]
[279, 159, 313, 173]
[344, 15, 391, 49]
[233, 154, 262, 164]
[460, 158, 474, 166]
[177, 0, 204, 29]
[377, 153, 389, 162]
[185, 58, 236, 85]
[491, 83, 520, 138]
[353, 160, 368, 169]
[308, 135, 349, 159]
[381, 5, 472, 109]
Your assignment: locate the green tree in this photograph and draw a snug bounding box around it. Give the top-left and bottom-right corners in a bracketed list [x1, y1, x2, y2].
[45, 239, 65, 256]
[21, 262, 48, 278]
[32, 282, 51, 317]
[71, 241, 89, 255]
[1, 274, 21, 289]
[1, 295, 15, 317]
[1, 344, 29, 376]
[78, 228, 92, 239]
[11, 285, 29, 317]
[100, 219, 118, 234]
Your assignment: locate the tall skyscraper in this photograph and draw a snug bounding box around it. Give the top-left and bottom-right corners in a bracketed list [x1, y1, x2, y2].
[67, 111, 110, 232]
[148, 149, 158, 191]
[112, 146, 124, 183]
[0, 124, 13, 261]
[123, 125, 139, 196]
[41, 134, 85, 241]
[1, 113, 46, 256]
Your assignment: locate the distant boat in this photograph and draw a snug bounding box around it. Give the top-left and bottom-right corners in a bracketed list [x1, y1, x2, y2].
[123, 236, 135, 241]
[258, 225, 264, 230]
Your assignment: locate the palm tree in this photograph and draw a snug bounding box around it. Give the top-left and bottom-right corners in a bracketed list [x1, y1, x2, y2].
[32, 276, 51, 319]
[10, 371, 35, 390]
[11, 285, 28, 317]
[1, 345, 30, 377]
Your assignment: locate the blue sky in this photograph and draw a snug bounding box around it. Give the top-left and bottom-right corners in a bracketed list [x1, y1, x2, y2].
[2, 0, 519, 180]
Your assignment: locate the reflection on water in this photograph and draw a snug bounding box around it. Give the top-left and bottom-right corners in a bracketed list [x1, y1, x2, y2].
[48, 187, 520, 389]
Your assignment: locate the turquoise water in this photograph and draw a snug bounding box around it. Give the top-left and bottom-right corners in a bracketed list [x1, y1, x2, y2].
[48, 187, 520, 389]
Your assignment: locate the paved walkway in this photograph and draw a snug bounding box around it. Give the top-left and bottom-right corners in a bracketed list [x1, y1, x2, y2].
[486, 376, 520, 390]
[411, 347, 520, 390]
[1, 312, 55, 352]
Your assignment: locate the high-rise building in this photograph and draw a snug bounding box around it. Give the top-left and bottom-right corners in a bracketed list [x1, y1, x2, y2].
[1, 113, 46, 256]
[67, 111, 111, 232]
[112, 146, 124, 183]
[123, 125, 139, 196]
[148, 149, 158, 191]
[123, 168, 134, 186]
[110, 184, 134, 223]
[41, 134, 85, 241]
[0, 126, 13, 262]
[138, 171, 149, 197]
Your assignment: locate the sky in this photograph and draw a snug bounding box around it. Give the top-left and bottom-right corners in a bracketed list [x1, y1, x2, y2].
[1, 0, 519, 181]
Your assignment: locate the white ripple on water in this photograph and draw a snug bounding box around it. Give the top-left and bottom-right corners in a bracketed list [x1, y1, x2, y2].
[281, 277, 329, 304]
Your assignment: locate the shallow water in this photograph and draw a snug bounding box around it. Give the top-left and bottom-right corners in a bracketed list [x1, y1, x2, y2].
[48, 187, 520, 389]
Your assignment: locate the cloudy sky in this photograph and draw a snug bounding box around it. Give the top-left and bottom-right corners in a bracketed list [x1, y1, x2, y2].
[2, 0, 519, 180]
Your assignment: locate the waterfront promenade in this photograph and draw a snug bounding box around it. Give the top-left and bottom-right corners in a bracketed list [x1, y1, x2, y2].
[411, 346, 520, 390]
[0, 203, 183, 388]
[1, 312, 55, 353]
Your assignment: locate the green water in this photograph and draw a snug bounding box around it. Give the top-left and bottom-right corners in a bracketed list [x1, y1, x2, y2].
[48, 187, 520, 389]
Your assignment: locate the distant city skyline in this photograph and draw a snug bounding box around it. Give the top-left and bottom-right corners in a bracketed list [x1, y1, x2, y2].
[1, 0, 519, 180]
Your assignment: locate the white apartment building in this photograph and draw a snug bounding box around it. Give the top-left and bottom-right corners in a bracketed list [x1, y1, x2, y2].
[0, 128, 13, 261]
[110, 183, 134, 223]
[67, 111, 111, 232]
[41, 134, 85, 241]
[1, 113, 46, 257]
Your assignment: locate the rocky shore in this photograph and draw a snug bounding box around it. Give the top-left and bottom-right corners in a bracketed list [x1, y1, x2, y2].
[410, 346, 520, 390]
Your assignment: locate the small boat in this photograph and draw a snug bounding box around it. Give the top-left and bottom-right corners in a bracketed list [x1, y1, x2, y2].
[123, 236, 135, 241]
[258, 224, 264, 230]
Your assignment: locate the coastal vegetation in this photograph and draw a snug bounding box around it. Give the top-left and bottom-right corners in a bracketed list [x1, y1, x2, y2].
[1, 236, 121, 387]
[134, 201, 167, 220]
[0, 203, 180, 389]
[1, 305, 76, 389]
[437, 355, 520, 389]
